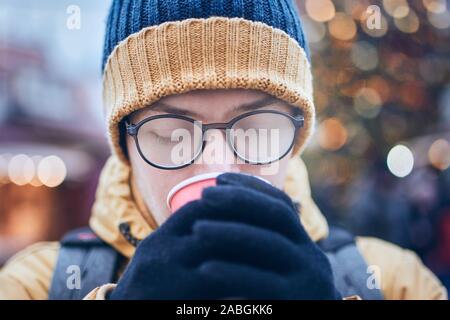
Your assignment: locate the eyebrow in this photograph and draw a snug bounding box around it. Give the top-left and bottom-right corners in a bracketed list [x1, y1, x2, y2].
[148, 103, 200, 118]
[133, 96, 281, 122]
[155, 97, 278, 116]
[230, 96, 279, 113]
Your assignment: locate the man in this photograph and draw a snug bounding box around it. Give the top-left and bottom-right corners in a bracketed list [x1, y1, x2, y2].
[0, 0, 446, 300]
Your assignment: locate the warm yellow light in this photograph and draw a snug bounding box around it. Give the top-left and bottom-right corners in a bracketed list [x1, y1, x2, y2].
[328, 13, 357, 41]
[394, 10, 420, 33]
[0, 154, 9, 184]
[428, 139, 450, 170]
[344, 0, 371, 21]
[393, 5, 410, 18]
[318, 118, 348, 151]
[306, 0, 336, 22]
[383, 0, 410, 17]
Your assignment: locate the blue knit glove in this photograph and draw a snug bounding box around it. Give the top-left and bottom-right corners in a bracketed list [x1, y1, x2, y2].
[109, 173, 341, 299]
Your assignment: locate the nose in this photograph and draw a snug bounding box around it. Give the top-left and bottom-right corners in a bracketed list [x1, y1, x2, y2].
[193, 129, 241, 173]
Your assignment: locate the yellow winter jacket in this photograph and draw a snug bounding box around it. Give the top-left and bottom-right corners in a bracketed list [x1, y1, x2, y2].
[0, 155, 447, 300]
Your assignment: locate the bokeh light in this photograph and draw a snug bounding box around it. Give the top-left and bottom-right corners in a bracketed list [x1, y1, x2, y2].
[423, 0, 447, 13]
[428, 139, 450, 170]
[37, 155, 67, 188]
[328, 13, 357, 41]
[383, 0, 410, 18]
[318, 118, 348, 151]
[394, 9, 420, 33]
[387, 144, 414, 178]
[29, 156, 44, 187]
[305, 0, 336, 22]
[8, 154, 35, 186]
[351, 41, 379, 71]
[301, 15, 327, 43]
[428, 10, 450, 29]
[353, 87, 383, 118]
[344, 0, 372, 21]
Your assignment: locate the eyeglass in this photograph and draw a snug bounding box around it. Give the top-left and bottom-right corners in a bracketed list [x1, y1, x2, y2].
[125, 109, 304, 170]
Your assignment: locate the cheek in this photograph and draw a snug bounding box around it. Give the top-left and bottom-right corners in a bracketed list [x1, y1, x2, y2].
[127, 136, 200, 223]
[247, 151, 292, 188]
[127, 137, 172, 223]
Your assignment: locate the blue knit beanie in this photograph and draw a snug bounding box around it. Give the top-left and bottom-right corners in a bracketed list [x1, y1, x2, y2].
[102, 0, 310, 70]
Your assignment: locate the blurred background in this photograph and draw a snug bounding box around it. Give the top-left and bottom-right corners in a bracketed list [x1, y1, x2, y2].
[0, 0, 449, 291]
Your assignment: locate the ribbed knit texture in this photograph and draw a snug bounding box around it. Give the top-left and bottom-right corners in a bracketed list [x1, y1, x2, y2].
[103, 17, 314, 163]
[102, 0, 310, 70]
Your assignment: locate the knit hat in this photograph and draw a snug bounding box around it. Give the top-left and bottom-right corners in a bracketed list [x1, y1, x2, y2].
[102, 0, 315, 163]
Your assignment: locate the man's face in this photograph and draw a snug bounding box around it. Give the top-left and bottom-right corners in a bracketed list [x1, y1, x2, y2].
[126, 89, 297, 226]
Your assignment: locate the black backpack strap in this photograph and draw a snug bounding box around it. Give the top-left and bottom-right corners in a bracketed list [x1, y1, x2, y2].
[48, 227, 123, 300]
[318, 226, 384, 300]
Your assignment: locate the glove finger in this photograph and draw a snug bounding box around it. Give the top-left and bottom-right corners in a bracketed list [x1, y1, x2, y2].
[217, 172, 297, 212]
[161, 186, 303, 243]
[201, 185, 308, 243]
[160, 183, 308, 244]
[191, 219, 302, 273]
[157, 199, 211, 236]
[197, 260, 288, 299]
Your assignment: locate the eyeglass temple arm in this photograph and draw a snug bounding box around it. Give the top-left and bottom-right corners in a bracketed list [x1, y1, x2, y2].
[293, 115, 304, 128]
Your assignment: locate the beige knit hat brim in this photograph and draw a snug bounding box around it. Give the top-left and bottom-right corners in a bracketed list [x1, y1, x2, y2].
[102, 17, 315, 164]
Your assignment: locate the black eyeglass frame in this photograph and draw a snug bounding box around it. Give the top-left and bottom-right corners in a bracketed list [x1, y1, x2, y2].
[125, 109, 305, 170]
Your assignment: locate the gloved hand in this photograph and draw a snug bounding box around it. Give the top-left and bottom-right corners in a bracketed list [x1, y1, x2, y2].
[109, 172, 341, 300]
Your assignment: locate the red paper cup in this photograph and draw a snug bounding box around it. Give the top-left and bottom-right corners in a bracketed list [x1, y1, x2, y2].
[167, 172, 222, 213]
[166, 172, 271, 213]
